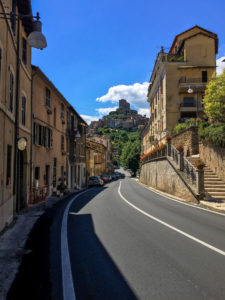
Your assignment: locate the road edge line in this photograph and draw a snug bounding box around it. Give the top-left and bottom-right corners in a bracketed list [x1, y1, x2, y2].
[61, 189, 90, 300]
[134, 179, 225, 217]
[118, 181, 225, 257]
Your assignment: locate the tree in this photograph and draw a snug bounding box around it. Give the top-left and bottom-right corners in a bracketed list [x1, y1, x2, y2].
[203, 71, 225, 123]
[120, 140, 140, 175]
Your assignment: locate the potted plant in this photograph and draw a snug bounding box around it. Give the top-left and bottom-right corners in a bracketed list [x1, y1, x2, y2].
[194, 159, 205, 170]
[57, 178, 67, 196]
[166, 135, 172, 142]
[176, 144, 184, 152]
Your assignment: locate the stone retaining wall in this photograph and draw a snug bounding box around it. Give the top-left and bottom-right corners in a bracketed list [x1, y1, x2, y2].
[172, 127, 199, 156]
[140, 158, 197, 203]
[199, 142, 225, 182]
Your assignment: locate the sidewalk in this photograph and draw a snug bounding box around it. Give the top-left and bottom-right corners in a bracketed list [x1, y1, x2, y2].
[0, 189, 84, 300]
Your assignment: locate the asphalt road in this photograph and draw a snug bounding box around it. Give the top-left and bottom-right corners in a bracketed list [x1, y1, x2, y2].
[64, 178, 225, 300]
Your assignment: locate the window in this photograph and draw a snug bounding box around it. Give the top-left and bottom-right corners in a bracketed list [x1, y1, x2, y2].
[71, 115, 74, 131]
[34, 123, 43, 146]
[61, 135, 64, 151]
[11, 0, 16, 34]
[154, 108, 157, 118]
[61, 104, 64, 119]
[21, 95, 26, 125]
[45, 88, 51, 107]
[34, 167, 40, 180]
[44, 128, 52, 148]
[53, 158, 57, 187]
[6, 145, 12, 186]
[183, 97, 195, 107]
[160, 78, 163, 94]
[202, 71, 207, 83]
[61, 166, 64, 181]
[9, 72, 14, 112]
[22, 38, 27, 65]
[53, 107, 56, 127]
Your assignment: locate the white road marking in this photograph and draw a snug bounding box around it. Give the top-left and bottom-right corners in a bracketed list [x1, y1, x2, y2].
[118, 181, 225, 257]
[61, 190, 91, 300]
[137, 180, 225, 217]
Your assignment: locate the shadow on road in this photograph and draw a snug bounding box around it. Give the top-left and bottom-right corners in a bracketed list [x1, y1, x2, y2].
[68, 211, 137, 300]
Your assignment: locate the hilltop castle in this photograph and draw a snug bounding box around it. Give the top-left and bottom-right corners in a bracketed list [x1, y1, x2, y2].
[89, 99, 148, 133]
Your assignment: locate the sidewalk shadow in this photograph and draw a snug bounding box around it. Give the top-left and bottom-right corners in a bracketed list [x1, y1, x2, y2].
[68, 213, 137, 300]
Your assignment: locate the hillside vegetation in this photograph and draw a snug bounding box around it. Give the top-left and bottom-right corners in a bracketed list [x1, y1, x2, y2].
[97, 126, 141, 174]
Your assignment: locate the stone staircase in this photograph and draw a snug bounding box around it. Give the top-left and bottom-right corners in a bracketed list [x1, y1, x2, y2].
[187, 156, 225, 202]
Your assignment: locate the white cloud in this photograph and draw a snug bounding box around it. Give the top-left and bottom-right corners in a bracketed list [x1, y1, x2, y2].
[81, 114, 99, 125]
[96, 106, 118, 116]
[138, 108, 150, 117]
[96, 82, 149, 109]
[217, 56, 225, 75]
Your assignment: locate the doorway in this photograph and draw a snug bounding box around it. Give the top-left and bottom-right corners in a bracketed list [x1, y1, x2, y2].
[17, 150, 27, 211]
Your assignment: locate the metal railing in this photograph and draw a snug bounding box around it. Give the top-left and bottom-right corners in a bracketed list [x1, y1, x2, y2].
[28, 185, 48, 206]
[183, 156, 197, 184]
[171, 144, 178, 165]
[179, 77, 207, 84]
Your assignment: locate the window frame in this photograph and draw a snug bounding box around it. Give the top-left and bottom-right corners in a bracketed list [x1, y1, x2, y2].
[45, 88, 51, 108]
[22, 37, 27, 65]
[9, 72, 14, 112]
[21, 95, 26, 125]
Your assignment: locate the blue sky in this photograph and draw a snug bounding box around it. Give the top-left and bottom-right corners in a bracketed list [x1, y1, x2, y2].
[31, 0, 225, 123]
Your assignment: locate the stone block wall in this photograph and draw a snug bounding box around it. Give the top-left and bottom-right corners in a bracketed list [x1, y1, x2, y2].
[140, 158, 197, 203]
[199, 142, 225, 182]
[172, 127, 199, 156]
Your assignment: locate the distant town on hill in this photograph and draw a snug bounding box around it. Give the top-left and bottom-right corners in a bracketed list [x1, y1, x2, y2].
[89, 99, 149, 133]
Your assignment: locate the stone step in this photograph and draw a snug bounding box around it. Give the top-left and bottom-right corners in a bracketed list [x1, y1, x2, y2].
[205, 184, 224, 187]
[205, 188, 225, 192]
[207, 191, 225, 196]
[204, 178, 223, 182]
[210, 196, 225, 200]
[204, 175, 219, 179]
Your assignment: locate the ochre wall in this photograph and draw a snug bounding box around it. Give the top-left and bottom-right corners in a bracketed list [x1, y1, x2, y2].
[140, 159, 197, 203]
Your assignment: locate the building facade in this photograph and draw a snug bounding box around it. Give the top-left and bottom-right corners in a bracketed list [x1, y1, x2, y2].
[0, 0, 34, 231]
[142, 26, 218, 155]
[31, 66, 87, 202]
[86, 136, 113, 178]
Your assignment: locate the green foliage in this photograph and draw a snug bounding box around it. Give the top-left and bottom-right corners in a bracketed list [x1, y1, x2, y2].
[112, 157, 118, 166]
[173, 118, 196, 135]
[96, 126, 141, 163]
[120, 140, 141, 175]
[203, 71, 225, 123]
[198, 121, 225, 148]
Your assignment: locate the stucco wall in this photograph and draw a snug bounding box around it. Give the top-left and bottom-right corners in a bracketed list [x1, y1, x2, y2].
[172, 127, 199, 156]
[140, 158, 197, 203]
[199, 142, 225, 182]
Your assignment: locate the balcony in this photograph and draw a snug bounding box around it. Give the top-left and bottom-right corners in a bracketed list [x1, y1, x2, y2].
[179, 77, 207, 89]
[162, 54, 185, 63]
[180, 99, 204, 112]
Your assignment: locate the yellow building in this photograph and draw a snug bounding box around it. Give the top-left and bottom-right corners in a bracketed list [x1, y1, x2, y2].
[142, 26, 218, 154]
[0, 0, 34, 231]
[86, 138, 108, 178]
[31, 66, 87, 197]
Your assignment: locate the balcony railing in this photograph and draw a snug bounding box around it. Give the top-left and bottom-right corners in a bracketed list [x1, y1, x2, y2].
[180, 101, 196, 107]
[179, 77, 207, 84]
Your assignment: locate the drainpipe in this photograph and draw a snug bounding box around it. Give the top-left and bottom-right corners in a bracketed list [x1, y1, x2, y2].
[30, 69, 37, 195]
